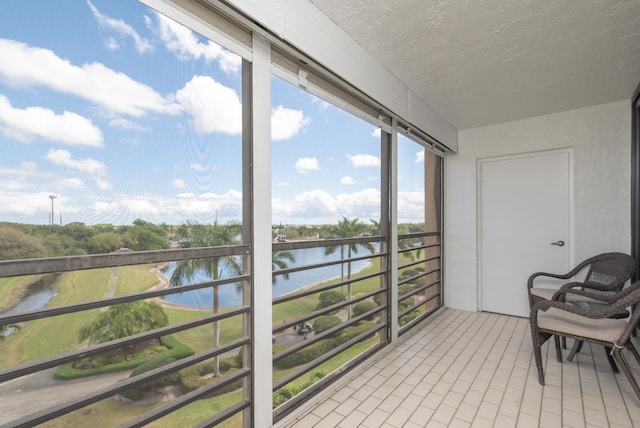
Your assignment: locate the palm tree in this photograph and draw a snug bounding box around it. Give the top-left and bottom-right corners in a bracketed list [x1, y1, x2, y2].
[272, 250, 296, 284]
[324, 216, 375, 319]
[78, 301, 168, 345]
[170, 218, 242, 376]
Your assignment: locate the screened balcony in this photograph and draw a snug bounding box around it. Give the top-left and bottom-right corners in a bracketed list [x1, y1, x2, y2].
[1, 0, 639, 427]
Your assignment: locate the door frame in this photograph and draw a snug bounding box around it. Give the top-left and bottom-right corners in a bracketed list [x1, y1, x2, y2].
[476, 148, 575, 313]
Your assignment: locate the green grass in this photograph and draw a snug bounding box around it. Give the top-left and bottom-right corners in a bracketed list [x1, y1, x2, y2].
[38, 391, 244, 428]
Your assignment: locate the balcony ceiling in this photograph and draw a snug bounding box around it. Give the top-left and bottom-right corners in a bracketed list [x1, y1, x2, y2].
[309, 0, 640, 130]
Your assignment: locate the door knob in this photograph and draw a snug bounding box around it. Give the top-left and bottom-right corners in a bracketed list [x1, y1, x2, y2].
[550, 240, 565, 247]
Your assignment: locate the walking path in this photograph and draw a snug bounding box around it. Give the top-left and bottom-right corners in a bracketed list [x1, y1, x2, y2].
[0, 367, 132, 426]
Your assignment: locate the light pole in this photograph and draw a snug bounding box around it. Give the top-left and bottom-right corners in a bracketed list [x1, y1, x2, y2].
[49, 194, 57, 226]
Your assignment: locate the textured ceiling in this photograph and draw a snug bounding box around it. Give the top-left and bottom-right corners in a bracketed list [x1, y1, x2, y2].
[309, 0, 640, 129]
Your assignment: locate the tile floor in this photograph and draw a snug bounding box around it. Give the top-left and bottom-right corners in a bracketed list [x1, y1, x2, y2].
[280, 308, 640, 428]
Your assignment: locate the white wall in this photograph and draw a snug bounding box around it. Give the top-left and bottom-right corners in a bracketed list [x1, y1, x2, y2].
[444, 100, 631, 311]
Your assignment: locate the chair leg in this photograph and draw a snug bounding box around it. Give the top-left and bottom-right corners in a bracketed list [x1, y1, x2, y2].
[612, 350, 640, 402]
[603, 346, 619, 373]
[554, 336, 562, 362]
[531, 331, 549, 385]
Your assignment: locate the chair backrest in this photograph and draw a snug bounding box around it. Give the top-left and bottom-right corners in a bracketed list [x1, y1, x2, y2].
[612, 281, 640, 347]
[582, 252, 635, 291]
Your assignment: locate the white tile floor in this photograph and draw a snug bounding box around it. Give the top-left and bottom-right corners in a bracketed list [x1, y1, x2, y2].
[280, 309, 640, 428]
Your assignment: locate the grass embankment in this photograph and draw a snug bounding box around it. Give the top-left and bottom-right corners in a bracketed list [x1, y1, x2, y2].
[0, 275, 47, 313]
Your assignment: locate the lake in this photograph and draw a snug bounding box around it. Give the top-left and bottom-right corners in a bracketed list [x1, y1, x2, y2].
[161, 245, 376, 309]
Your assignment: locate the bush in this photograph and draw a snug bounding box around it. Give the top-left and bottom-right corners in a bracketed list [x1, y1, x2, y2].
[312, 315, 342, 334]
[315, 290, 345, 311]
[274, 322, 373, 369]
[273, 371, 326, 408]
[352, 301, 378, 321]
[121, 357, 179, 401]
[55, 335, 194, 379]
[401, 269, 419, 278]
[219, 349, 243, 372]
[398, 284, 414, 299]
[399, 310, 420, 326]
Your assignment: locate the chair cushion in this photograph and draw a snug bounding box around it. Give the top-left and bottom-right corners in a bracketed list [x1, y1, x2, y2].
[537, 307, 627, 343]
[530, 287, 602, 303]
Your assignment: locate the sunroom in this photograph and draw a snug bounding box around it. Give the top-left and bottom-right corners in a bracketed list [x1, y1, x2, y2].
[0, 0, 638, 427]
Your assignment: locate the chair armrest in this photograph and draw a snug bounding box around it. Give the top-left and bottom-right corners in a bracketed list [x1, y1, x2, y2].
[550, 281, 615, 303]
[527, 271, 573, 290]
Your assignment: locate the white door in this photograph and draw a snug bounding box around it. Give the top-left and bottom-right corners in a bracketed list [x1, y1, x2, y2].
[479, 149, 572, 317]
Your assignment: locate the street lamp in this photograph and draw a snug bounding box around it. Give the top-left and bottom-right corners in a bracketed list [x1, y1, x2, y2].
[49, 195, 57, 226]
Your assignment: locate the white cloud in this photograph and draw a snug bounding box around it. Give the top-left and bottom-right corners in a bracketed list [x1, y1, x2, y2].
[276, 182, 289, 187]
[172, 178, 187, 189]
[272, 188, 383, 224]
[416, 149, 425, 163]
[0, 95, 103, 146]
[153, 13, 241, 74]
[108, 118, 147, 132]
[87, 0, 153, 54]
[0, 38, 179, 117]
[371, 128, 381, 138]
[105, 37, 119, 51]
[45, 148, 111, 190]
[295, 157, 319, 173]
[340, 176, 355, 185]
[190, 162, 206, 172]
[348, 153, 380, 167]
[397, 191, 426, 223]
[176, 75, 242, 134]
[271, 105, 311, 141]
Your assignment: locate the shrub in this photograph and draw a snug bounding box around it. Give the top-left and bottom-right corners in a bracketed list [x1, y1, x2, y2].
[398, 284, 414, 299]
[312, 315, 342, 334]
[399, 310, 420, 326]
[55, 335, 194, 379]
[273, 371, 326, 408]
[121, 357, 179, 401]
[274, 322, 373, 369]
[401, 269, 419, 278]
[315, 290, 345, 311]
[352, 301, 378, 321]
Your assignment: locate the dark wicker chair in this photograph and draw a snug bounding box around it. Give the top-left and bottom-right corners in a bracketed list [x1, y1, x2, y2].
[528, 252, 635, 308]
[530, 281, 640, 401]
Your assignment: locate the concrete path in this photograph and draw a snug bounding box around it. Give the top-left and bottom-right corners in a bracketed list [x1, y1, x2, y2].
[0, 367, 132, 426]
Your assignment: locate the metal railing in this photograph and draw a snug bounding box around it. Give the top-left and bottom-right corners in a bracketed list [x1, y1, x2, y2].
[271, 236, 389, 420]
[397, 232, 442, 335]
[0, 246, 251, 427]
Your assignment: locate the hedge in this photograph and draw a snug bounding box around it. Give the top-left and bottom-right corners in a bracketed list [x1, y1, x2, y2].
[55, 335, 194, 379]
[274, 322, 373, 369]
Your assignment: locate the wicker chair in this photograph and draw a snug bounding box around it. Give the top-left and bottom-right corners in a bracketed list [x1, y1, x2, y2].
[530, 281, 640, 401]
[528, 252, 635, 308]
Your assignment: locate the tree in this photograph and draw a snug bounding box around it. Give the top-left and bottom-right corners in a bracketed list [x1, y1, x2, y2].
[122, 219, 169, 251]
[0, 224, 48, 260]
[272, 250, 296, 284]
[88, 232, 124, 254]
[170, 218, 242, 375]
[324, 216, 375, 319]
[78, 301, 168, 345]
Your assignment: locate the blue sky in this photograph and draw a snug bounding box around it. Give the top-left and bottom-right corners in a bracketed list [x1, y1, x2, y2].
[0, 0, 426, 226]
